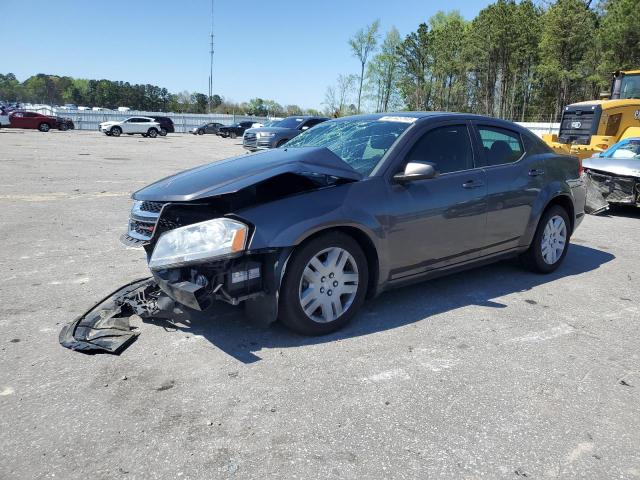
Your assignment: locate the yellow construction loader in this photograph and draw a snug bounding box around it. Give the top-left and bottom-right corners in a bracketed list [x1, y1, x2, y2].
[543, 70, 640, 159]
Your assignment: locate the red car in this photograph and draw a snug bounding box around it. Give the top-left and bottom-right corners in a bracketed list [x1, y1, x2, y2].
[9, 111, 59, 132]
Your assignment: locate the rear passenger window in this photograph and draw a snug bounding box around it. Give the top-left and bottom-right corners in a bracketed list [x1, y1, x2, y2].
[478, 126, 524, 166]
[405, 125, 474, 174]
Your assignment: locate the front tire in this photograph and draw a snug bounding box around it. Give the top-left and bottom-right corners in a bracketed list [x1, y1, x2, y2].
[520, 205, 570, 273]
[38, 122, 50, 132]
[197, 129, 204, 135]
[276, 139, 288, 148]
[279, 232, 368, 335]
[230, 132, 237, 139]
[110, 126, 122, 137]
[147, 128, 158, 138]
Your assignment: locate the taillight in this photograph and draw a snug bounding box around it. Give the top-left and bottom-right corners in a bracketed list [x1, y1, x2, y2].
[578, 157, 584, 176]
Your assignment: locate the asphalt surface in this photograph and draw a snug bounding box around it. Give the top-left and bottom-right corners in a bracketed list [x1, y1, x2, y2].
[1, 129, 639, 480]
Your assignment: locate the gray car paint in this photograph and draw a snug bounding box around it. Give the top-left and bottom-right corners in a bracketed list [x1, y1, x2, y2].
[133, 112, 585, 303]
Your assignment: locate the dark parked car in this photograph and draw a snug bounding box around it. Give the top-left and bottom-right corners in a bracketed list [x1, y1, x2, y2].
[192, 122, 224, 135]
[243, 115, 329, 151]
[150, 116, 174, 136]
[56, 116, 75, 130]
[8, 111, 59, 131]
[121, 113, 586, 335]
[217, 121, 254, 139]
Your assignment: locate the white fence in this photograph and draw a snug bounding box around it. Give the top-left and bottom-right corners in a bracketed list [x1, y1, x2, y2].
[30, 107, 271, 133]
[516, 122, 560, 137]
[27, 106, 560, 137]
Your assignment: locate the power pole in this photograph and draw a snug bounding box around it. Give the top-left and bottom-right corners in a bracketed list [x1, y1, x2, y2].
[208, 0, 214, 113]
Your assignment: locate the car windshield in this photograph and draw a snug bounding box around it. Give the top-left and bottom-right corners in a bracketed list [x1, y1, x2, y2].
[620, 75, 640, 100]
[284, 118, 413, 175]
[602, 139, 640, 159]
[275, 117, 305, 129]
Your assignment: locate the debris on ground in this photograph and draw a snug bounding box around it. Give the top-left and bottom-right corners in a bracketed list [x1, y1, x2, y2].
[59, 277, 171, 354]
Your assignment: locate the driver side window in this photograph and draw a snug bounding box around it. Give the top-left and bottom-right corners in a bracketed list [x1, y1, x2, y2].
[405, 125, 474, 174]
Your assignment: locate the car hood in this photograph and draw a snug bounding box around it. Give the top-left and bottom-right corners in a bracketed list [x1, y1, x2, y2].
[132, 147, 362, 202]
[583, 156, 640, 177]
[100, 121, 120, 126]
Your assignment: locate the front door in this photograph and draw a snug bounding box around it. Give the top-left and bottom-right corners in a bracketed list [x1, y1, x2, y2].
[386, 123, 488, 279]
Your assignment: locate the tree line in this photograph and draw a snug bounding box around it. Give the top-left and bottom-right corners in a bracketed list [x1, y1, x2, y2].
[0, 73, 318, 117]
[327, 0, 639, 121]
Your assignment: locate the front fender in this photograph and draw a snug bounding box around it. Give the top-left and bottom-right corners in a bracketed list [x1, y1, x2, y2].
[236, 179, 389, 290]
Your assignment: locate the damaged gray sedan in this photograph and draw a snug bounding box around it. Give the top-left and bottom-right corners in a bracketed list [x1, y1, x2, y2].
[120, 113, 586, 336]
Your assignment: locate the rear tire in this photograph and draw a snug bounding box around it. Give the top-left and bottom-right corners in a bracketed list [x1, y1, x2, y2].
[110, 126, 122, 137]
[38, 122, 50, 132]
[520, 205, 570, 274]
[230, 132, 237, 139]
[159, 128, 167, 136]
[279, 232, 368, 336]
[147, 128, 158, 138]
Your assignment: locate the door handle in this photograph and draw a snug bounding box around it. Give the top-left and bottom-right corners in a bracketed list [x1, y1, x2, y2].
[528, 168, 545, 177]
[462, 180, 484, 189]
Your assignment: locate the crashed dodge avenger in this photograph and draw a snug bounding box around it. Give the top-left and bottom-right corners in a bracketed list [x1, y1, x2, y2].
[115, 112, 586, 336]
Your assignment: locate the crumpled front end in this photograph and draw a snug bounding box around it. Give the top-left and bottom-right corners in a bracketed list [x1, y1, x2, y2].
[586, 170, 639, 207]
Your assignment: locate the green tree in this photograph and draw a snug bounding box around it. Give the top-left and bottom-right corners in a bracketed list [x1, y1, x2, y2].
[598, 0, 640, 74]
[349, 20, 380, 113]
[537, 0, 598, 117]
[397, 23, 431, 110]
[366, 27, 402, 112]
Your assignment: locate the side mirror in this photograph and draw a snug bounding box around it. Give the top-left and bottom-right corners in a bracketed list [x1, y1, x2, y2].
[393, 162, 437, 184]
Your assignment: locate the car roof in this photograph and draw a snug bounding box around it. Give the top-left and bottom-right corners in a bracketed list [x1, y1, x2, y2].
[330, 111, 533, 133]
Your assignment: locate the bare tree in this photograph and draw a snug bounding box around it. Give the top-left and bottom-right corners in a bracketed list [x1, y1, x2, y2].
[323, 74, 358, 117]
[349, 20, 380, 113]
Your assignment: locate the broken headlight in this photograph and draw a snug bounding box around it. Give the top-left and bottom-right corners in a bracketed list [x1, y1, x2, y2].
[148, 218, 248, 269]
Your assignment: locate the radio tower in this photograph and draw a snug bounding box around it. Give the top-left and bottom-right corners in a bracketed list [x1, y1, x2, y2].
[208, 0, 214, 113]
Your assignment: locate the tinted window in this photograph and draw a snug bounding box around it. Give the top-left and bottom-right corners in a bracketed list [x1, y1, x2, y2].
[285, 119, 411, 175]
[276, 117, 306, 129]
[301, 118, 325, 130]
[478, 126, 523, 166]
[406, 125, 474, 174]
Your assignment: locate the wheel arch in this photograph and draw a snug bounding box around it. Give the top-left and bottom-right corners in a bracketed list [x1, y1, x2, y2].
[292, 225, 380, 299]
[545, 194, 575, 235]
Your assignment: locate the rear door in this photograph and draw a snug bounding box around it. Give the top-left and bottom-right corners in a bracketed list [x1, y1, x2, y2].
[471, 122, 544, 253]
[385, 121, 488, 277]
[121, 118, 136, 133]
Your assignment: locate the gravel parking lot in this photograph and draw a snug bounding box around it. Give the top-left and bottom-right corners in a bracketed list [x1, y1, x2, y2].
[1, 129, 639, 479]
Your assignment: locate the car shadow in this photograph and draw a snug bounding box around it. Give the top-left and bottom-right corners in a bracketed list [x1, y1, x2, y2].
[604, 205, 640, 219]
[142, 244, 614, 364]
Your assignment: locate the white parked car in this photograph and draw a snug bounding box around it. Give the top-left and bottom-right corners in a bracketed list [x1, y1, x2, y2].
[99, 117, 161, 138]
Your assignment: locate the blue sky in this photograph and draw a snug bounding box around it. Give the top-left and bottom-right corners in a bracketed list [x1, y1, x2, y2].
[1, 0, 490, 109]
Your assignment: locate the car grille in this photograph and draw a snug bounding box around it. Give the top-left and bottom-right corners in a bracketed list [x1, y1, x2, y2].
[558, 108, 600, 145]
[121, 200, 167, 246]
[243, 132, 257, 148]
